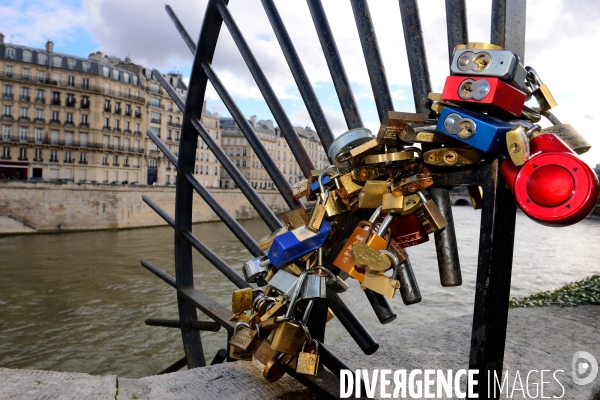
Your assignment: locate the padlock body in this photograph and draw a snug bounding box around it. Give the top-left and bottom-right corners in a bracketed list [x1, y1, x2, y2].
[300, 273, 327, 300]
[270, 321, 306, 355]
[541, 124, 591, 155]
[360, 272, 397, 298]
[268, 221, 331, 268]
[388, 212, 429, 247]
[333, 225, 388, 282]
[441, 76, 526, 117]
[436, 106, 514, 152]
[296, 352, 320, 376]
[415, 199, 448, 233]
[500, 134, 599, 226]
[450, 48, 527, 90]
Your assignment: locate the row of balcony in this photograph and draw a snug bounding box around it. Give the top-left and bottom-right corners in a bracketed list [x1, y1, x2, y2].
[0, 71, 146, 103]
[0, 136, 145, 153]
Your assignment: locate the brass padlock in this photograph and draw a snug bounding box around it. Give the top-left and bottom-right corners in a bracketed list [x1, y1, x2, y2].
[358, 180, 389, 208]
[391, 167, 434, 196]
[525, 66, 557, 112]
[351, 165, 387, 181]
[229, 345, 253, 361]
[505, 126, 531, 166]
[338, 172, 364, 198]
[231, 287, 253, 314]
[306, 190, 328, 233]
[377, 111, 430, 145]
[415, 191, 448, 234]
[282, 207, 309, 230]
[539, 110, 591, 155]
[229, 321, 258, 351]
[270, 320, 306, 355]
[423, 148, 480, 167]
[263, 352, 296, 382]
[468, 185, 483, 210]
[296, 339, 320, 376]
[292, 179, 308, 200]
[381, 192, 404, 213]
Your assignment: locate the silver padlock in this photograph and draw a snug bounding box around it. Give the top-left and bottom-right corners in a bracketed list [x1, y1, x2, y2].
[300, 250, 326, 300]
[243, 256, 270, 284]
[327, 128, 374, 173]
[268, 269, 299, 298]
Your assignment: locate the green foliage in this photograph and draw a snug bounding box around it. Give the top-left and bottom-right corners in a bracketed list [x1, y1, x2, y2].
[509, 275, 600, 308]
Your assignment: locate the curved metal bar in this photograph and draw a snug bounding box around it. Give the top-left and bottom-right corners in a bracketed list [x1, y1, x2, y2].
[306, 0, 363, 129]
[215, 0, 315, 178]
[152, 68, 283, 231]
[350, 0, 395, 122]
[260, 0, 335, 157]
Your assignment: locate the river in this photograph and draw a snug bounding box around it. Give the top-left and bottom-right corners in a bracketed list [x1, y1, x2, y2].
[0, 206, 598, 378]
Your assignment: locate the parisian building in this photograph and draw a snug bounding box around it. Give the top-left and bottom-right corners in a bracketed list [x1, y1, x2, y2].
[219, 115, 329, 189]
[0, 36, 221, 186]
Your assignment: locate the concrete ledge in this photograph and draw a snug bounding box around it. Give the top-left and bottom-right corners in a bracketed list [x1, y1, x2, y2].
[1, 306, 599, 399]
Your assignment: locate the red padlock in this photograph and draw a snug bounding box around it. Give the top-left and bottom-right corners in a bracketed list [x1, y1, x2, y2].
[500, 132, 599, 226]
[441, 75, 527, 117]
[388, 212, 429, 248]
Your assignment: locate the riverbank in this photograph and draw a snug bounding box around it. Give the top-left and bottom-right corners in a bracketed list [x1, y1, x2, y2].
[0, 181, 289, 235]
[1, 305, 598, 399]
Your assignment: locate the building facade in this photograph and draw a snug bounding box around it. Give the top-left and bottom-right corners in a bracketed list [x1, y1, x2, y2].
[219, 115, 329, 189]
[0, 37, 221, 186]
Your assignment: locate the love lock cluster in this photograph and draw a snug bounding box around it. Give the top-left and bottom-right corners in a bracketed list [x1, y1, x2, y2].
[227, 42, 600, 382]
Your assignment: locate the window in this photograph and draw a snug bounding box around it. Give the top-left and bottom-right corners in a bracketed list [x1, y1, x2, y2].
[50, 130, 59, 144]
[36, 89, 44, 102]
[150, 111, 161, 124]
[53, 72, 61, 84]
[124, 138, 130, 150]
[66, 113, 73, 125]
[81, 114, 88, 126]
[81, 95, 89, 108]
[80, 133, 88, 146]
[66, 93, 75, 107]
[113, 155, 119, 166]
[19, 127, 28, 141]
[104, 82, 110, 94]
[35, 128, 42, 143]
[113, 137, 120, 148]
[21, 87, 29, 101]
[65, 151, 73, 162]
[35, 148, 42, 160]
[52, 91, 60, 105]
[82, 62, 90, 73]
[67, 75, 75, 87]
[50, 150, 58, 162]
[166, 175, 170, 184]
[104, 99, 111, 112]
[135, 106, 141, 117]
[114, 119, 120, 130]
[112, 69, 120, 80]
[38, 53, 47, 65]
[123, 72, 129, 83]
[114, 102, 121, 113]
[82, 77, 89, 89]
[80, 152, 87, 162]
[67, 59, 76, 70]
[102, 66, 109, 77]
[125, 104, 131, 115]
[175, 131, 180, 141]
[51, 110, 59, 123]
[4, 84, 12, 99]
[2, 146, 10, 158]
[148, 159, 157, 168]
[23, 51, 32, 63]
[149, 97, 161, 108]
[5, 48, 15, 59]
[1, 106, 10, 120]
[168, 130, 172, 140]
[20, 107, 29, 120]
[102, 154, 108, 165]
[103, 136, 109, 149]
[134, 157, 139, 168]
[149, 126, 160, 138]
[37, 70, 46, 83]
[125, 121, 130, 132]
[134, 140, 140, 150]
[22, 68, 30, 80]
[53, 56, 62, 68]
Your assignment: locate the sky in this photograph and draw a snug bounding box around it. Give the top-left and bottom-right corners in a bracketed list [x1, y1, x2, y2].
[1, 0, 599, 167]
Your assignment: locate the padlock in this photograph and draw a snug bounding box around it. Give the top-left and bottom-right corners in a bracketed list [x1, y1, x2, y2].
[441, 75, 527, 117]
[263, 352, 296, 382]
[359, 249, 400, 298]
[338, 172, 364, 198]
[450, 47, 528, 92]
[348, 138, 381, 166]
[296, 339, 320, 376]
[377, 111, 433, 146]
[328, 128, 374, 173]
[524, 66, 557, 112]
[389, 211, 429, 248]
[352, 213, 395, 273]
[229, 345, 253, 361]
[500, 126, 599, 226]
[231, 287, 254, 314]
[300, 248, 328, 299]
[396, 193, 421, 215]
[351, 165, 387, 181]
[539, 110, 591, 155]
[292, 179, 308, 200]
[229, 321, 258, 351]
[381, 192, 404, 213]
[322, 189, 351, 217]
[267, 221, 332, 268]
[423, 147, 480, 167]
[396, 125, 457, 144]
[269, 320, 306, 355]
[268, 269, 300, 298]
[363, 148, 420, 165]
[436, 105, 515, 152]
[258, 227, 288, 252]
[306, 173, 330, 233]
[391, 168, 434, 196]
[505, 126, 531, 166]
[242, 256, 271, 284]
[282, 207, 309, 230]
[415, 191, 448, 234]
[259, 300, 286, 323]
[391, 257, 422, 305]
[467, 185, 483, 210]
[358, 180, 389, 208]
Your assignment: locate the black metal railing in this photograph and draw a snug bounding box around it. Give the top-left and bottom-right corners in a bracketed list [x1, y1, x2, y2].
[136, 1, 527, 398]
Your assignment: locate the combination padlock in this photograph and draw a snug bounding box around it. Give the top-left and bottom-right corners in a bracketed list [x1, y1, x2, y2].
[441, 75, 527, 117]
[500, 126, 599, 226]
[436, 105, 515, 152]
[450, 46, 528, 92]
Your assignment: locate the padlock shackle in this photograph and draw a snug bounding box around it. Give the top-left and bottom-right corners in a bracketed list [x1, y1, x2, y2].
[378, 213, 395, 236]
[416, 190, 428, 204]
[540, 109, 561, 126]
[281, 269, 312, 320]
[233, 321, 251, 334]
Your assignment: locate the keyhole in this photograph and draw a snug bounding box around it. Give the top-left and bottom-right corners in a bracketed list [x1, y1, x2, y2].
[510, 143, 521, 153]
[461, 81, 473, 98]
[458, 121, 474, 139]
[444, 151, 458, 165]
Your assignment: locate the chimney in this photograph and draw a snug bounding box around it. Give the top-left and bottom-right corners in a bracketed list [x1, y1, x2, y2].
[88, 51, 103, 62]
[0, 33, 4, 44]
[46, 40, 54, 53]
[250, 115, 257, 127]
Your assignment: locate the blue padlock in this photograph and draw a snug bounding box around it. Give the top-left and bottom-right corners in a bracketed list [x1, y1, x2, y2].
[267, 220, 332, 267]
[436, 106, 514, 152]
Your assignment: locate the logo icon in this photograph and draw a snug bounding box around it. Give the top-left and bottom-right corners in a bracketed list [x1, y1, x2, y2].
[572, 351, 598, 386]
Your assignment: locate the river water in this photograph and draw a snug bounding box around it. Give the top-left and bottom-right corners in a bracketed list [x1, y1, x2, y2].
[0, 207, 598, 378]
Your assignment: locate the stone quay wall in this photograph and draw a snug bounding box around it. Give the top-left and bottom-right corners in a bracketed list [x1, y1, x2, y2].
[0, 181, 289, 234]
